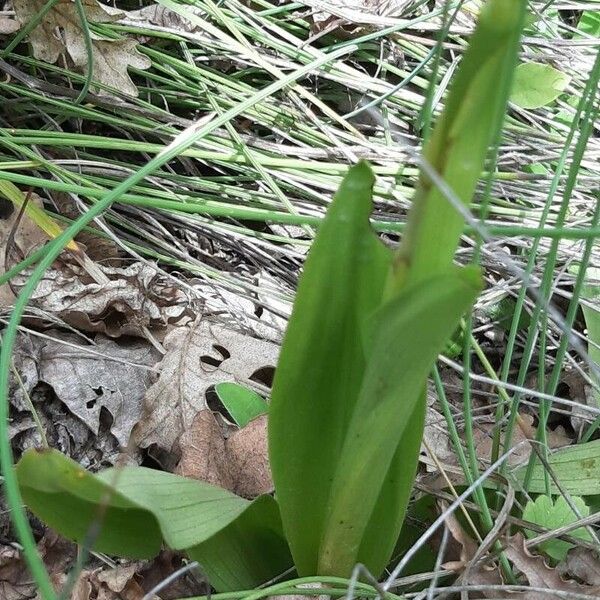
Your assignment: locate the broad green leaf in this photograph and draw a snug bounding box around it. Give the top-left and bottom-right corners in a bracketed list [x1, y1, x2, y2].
[318, 266, 482, 576]
[522, 495, 592, 562]
[215, 382, 268, 427]
[17, 448, 292, 591]
[510, 62, 571, 109]
[514, 440, 600, 496]
[269, 161, 393, 576]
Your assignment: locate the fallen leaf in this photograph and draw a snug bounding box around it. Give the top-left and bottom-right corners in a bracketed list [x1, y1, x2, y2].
[558, 547, 600, 586]
[474, 413, 570, 467]
[24, 262, 192, 337]
[1, 532, 75, 600]
[175, 409, 233, 490]
[11, 331, 160, 447]
[506, 533, 600, 600]
[226, 414, 272, 497]
[307, 0, 421, 35]
[13, 0, 151, 96]
[120, 4, 199, 32]
[134, 319, 278, 456]
[0, 17, 20, 35]
[440, 511, 502, 597]
[176, 411, 272, 498]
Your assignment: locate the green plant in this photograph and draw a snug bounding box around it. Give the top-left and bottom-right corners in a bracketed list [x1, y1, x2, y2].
[522, 495, 592, 562]
[11, 0, 526, 596]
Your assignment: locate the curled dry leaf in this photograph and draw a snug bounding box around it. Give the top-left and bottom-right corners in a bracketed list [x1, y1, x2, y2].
[176, 410, 272, 498]
[440, 511, 502, 598]
[13, 0, 151, 96]
[12, 331, 160, 447]
[506, 533, 600, 600]
[23, 262, 192, 337]
[134, 319, 278, 458]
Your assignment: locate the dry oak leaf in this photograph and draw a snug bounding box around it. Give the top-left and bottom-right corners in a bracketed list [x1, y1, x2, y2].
[27, 262, 191, 338]
[134, 319, 279, 455]
[13, 0, 151, 96]
[558, 547, 600, 586]
[176, 410, 272, 498]
[11, 331, 160, 447]
[506, 533, 600, 600]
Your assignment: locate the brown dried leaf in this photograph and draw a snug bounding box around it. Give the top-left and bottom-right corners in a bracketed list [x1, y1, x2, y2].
[26, 262, 191, 337]
[134, 320, 278, 455]
[0, 17, 19, 34]
[474, 413, 571, 467]
[558, 547, 600, 586]
[12, 331, 160, 447]
[506, 533, 600, 599]
[227, 414, 272, 497]
[176, 411, 272, 498]
[13, 0, 150, 96]
[175, 409, 233, 490]
[2, 532, 75, 600]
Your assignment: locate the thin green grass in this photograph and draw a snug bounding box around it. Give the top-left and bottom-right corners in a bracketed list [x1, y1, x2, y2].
[1, 0, 600, 598]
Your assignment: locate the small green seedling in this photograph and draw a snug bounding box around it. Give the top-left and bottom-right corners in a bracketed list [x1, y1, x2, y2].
[523, 495, 592, 562]
[14, 0, 526, 594]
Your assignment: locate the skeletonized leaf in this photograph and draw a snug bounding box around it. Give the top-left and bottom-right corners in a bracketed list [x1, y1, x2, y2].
[17, 448, 292, 591]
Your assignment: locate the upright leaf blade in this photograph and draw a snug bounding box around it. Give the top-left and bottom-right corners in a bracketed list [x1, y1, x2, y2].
[268, 161, 392, 575]
[318, 267, 482, 575]
[17, 449, 292, 591]
[396, 0, 526, 286]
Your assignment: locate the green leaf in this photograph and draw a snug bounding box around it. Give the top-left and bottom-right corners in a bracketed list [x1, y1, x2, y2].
[511, 62, 571, 109]
[396, 0, 526, 286]
[269, 161, 393, 577]
[522, 495, 592, 562]
[215, 382, 268, 427]
[318, 266, 482, 576]
[513, 440, 600, 496]
[489, 296, 531, 333]
[17, 448, 292, 591]
[578, 11, 600, 37]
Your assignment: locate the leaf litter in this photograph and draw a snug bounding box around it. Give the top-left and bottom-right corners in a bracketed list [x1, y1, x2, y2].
[133, 318, 279, 459]
[12, 0, 151, 96]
